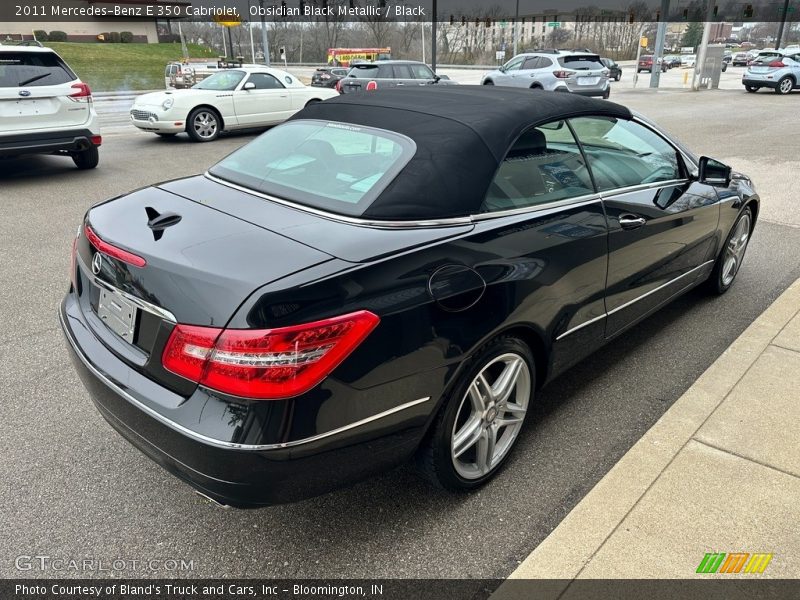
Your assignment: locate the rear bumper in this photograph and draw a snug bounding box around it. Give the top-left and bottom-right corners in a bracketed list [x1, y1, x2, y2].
[742, 77, 778, 89]
[560, 86, 609, 97]
[59, 293, 434, 507]
[0, 128, 100, 157]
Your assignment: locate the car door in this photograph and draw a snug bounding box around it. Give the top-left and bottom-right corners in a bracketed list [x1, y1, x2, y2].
[511, 56, 542, 87]
[408, 62, 438, 86]
[567, 116, 720, 338]
[494, 55, 525, 85]
[233, 72, 292, 127]
[391, 64, 417, 87]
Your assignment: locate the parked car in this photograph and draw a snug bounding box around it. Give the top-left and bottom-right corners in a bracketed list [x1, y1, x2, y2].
[311, 66, 348, 88]
[681, 55, 697, 67]
[164, 59, 262, 89]
[663, 55, 683, 68]
[723, 53, 732, 64]
[600, 57, 622, 81]
[61, 87, 758, 507]
[743, 54, 800, 94]
[732, 52, 749, 66]
[637, 55, 669, 73]
[337, 60, 455, 93]
[482, 51, 611, 98]
[0, 44, 101, 169]
[747, 50, 785, 66]
[130, 67, 338, 142]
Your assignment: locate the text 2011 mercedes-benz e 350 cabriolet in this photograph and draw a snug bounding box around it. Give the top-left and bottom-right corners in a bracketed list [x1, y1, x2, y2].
[61, 87, 758, 507]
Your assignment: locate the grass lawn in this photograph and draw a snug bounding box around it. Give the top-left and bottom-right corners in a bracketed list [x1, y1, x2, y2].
[47, 42, 217, 92]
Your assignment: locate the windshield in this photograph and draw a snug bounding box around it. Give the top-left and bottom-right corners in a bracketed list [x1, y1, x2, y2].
[559, 55, 603, 70]
[208, 120, 416, 217]
[192, 70, 245, 90]
[0, 51, 76, 87]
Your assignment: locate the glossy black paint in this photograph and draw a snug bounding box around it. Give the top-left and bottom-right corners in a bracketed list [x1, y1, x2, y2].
[60, 103, 759, 507]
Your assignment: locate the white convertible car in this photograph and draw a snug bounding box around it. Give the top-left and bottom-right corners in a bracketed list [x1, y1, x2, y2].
[130, 66, 339, 142]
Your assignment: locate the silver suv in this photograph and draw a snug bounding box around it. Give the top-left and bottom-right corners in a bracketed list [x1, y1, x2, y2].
[743, 52, 800, 94]
[481, 51, 610, 98]
[0, 44, 101, 168]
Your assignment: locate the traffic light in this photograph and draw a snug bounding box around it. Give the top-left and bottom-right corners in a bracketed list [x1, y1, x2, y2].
[712, 4, 718, 17]
[475, 17, 480, 27]
[628, 11, 635, 23]
[461, 16, 466, 26]
[299, 0, 304, 11]
[485, 17, 491, 27]
[281, 0, 286, 10]
[349, 0, 355, 9]
[682, 8, 688, 19]
[743, 3, 753, 17]
[449, 14, 454, 25]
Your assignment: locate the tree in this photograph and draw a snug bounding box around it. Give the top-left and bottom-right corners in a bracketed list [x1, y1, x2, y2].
[681, 22, 703, 49]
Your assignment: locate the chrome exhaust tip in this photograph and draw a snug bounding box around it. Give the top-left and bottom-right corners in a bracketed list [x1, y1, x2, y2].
[193, 490, 231, 509]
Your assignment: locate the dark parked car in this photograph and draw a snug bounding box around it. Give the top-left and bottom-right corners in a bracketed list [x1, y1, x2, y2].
[61, 87, 758, 507]
[601, 57, 622, 81]
[338, 60, 455, 93]
[663, 55, 683, 68]
[637, 55, 669, 73]
[311, 66, 348, 88]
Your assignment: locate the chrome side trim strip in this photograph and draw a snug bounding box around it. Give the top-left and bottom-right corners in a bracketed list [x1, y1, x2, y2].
[606, 260, 715, 317]
[599, 178, 689, 200]
[204, 173, 473, 230]
[555, 260, 715, 341]
[555, 312, 606, 341]
[60, 307, 430, 451]
[470, 194, 602, 221]
[77, 253, 178, 324]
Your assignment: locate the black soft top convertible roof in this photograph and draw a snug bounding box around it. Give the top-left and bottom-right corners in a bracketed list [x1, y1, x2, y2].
[292, 86, 632, 221]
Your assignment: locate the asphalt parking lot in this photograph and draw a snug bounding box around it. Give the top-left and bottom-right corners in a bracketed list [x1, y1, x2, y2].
[1, 87, 799, 579]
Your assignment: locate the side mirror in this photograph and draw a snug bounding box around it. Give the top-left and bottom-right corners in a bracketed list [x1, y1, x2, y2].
[243, 82, 256, 91]
[698, 156, 732, 186]
[499, 66, 506, 73]
[433, 74, 441, 83]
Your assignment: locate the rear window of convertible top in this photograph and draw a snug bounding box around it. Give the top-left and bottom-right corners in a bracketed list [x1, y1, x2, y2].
[208, 120, 416, 218]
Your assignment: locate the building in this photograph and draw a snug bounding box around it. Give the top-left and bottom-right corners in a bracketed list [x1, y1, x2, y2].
[2, 0, 190, 43]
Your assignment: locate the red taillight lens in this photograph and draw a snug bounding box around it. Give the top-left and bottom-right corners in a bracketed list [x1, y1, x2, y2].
[335, 80, 342, 92]
[162, 311, 380, 399]
[553, 70, 573, 79]
[365, 80, 378, 91]
[84, 224, 147, 268]
[70, 235, 78, 290]
[69, 82, 92, 102]
[90, 135, 102, 146]
[767, 60, 785, 68]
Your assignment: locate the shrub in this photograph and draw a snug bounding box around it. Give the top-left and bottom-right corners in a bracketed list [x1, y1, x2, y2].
[48, 31, 68, 42]
[120, 31, 134, 43]
[107, 31, 121, 43]
[33, 30, 48, 42]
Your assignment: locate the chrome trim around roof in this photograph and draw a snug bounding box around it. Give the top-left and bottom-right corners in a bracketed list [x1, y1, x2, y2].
[60, 307, 430, 451]
[204, 173, 474, 230]
[470, 194, 602, 221]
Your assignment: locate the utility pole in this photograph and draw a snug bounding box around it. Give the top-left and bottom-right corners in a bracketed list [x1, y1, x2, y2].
[775, 0, 791, 49]
[650, 0, 670, 88]
[692, 0, 715, 90]
[431, 0, 437, 70]
[421, 20, 426, 63]
[513, 0, 520, 56]
[259, 0, 270, 65]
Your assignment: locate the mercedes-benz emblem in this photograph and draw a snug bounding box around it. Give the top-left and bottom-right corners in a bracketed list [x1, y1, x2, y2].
[91, 253, 103, 275]
[19, 90, 31, 97]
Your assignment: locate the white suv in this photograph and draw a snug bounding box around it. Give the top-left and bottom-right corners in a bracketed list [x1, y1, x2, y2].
[0, 44, 101, 169]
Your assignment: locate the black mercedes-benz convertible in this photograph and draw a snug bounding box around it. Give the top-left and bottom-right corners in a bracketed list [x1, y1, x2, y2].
[60, 87, 758, 507]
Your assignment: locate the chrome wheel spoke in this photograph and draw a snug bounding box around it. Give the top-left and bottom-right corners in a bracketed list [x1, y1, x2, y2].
[452, 418, 482, 459]
[475, 427, 497, 475]
[492, 358, 523, 405]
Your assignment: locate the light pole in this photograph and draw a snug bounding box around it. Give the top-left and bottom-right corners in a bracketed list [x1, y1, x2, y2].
[259, 0, 270, 65]
[512, 0, 520, 57]
[775, 0, 791, 49]
[431, 0, 437, 71]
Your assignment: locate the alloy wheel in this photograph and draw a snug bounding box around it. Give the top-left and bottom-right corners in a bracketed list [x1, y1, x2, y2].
[450, 353, 531, 480]
[778, 77, 793, 94]
[721, 213, 751, 286]
[193, 111, 218, 139]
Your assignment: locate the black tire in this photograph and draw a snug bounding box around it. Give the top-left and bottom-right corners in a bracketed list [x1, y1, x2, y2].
[614, 73, 621, 81]
[602, 89, 611, 100]
[155, 132, 177, 138]
[416, 335, 535, 492]
[775, 76, 794, 95]
[71, 145, 99, 170]
[745, 85, 759, 93]
[483, 80, 494, 85]
[706, 207, 753, 295]
[186, 107, 221, 142]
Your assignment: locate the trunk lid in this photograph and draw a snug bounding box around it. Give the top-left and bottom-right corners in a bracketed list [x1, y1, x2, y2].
[83, 185, 334, 327]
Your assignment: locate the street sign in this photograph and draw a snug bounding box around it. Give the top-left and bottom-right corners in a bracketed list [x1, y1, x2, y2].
[496, 50, 506, 61]
[640, 36, 648, 47]
[547, 22, 560, 28]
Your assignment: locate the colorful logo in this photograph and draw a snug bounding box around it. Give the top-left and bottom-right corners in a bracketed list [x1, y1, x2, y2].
[696, 552, 773, 574]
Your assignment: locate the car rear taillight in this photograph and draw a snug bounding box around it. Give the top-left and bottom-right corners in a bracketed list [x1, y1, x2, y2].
[365, 80, 378, 91]
[553, 70, 573, 79]
[84, 224, 146, 268]
[335, 79, 342, 92]
[768, 60, 785, 68]
[69, 82, 92, 102]
[162, 311, 380, 399]
[70, 233, 78, 290]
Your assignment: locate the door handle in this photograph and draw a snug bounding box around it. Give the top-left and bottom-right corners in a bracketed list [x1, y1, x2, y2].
[619, 214, 647, 230]
[396, 82, 404, 86]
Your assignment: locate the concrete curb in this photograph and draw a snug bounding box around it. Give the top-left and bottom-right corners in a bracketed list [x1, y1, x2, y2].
[492, 277, 800, 594]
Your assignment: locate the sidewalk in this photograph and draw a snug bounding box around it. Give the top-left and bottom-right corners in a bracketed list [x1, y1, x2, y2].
[497, 277, 800, 591]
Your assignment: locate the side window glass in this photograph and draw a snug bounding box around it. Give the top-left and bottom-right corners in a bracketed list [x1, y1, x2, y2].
[377, 65, 394, 78]
[481, 120, 596, 213]
[410, 64, 435, 79]
[246, 73, 285, 89]
[568, 117, 681, 191]
[538, 57, 553, 68]
[504, 57, 525, 71]
[522, 57, 540, 70]
[392, 64, 413, 79]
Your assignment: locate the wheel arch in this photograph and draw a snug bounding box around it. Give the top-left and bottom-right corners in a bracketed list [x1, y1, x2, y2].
[186, 104, 225, 132]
